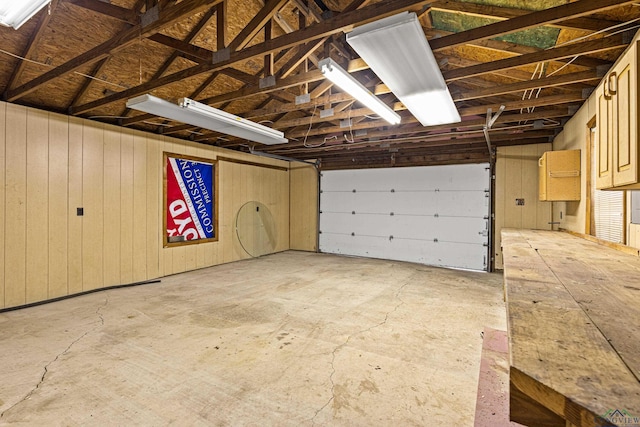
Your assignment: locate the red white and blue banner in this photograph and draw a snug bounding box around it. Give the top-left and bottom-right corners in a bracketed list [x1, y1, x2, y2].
[166, 155, 215, 241]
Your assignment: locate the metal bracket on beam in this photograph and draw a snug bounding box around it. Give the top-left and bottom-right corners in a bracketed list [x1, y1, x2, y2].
[212, 48, 230, 64]
[140, 5, 159, 27]
[320, 108, 334, 118]
[295, 93, 311, 105]
[259, 75, 276, 89]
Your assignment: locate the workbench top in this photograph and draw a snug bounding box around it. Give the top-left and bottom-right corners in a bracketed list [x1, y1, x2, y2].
[501, 229, 640, 427]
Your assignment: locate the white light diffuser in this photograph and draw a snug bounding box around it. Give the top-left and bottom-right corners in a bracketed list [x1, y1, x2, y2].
[318, 58, 401, 125]
[126, 94, 288, 145]
[347, 12, 461, 127]
[0, 0, 51, 29]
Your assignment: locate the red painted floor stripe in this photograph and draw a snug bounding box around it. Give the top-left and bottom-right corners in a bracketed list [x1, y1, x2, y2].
[474, 327, 524, 427]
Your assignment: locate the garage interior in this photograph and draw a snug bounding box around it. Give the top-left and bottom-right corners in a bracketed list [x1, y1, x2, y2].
[0, 0, 639, 426]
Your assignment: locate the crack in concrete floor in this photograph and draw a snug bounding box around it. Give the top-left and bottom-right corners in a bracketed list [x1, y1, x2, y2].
[0, 294, 109, 420]
[309, 278, 410, 424]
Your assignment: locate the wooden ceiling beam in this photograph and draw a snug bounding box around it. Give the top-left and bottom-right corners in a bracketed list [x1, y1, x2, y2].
[153, 6, 218, 77]
[217, 1, 226, 50]
[275, 0, 370, 80]
[69, 57, 111, 108]
[4, 0, 224, 102]
[274, 131, 556, 157]
[443, 57, 600, 93]
[459, 93, 585, 116]
[275, 90, 582, 141]
[426, 28, 612, 70]
[300, 140, 553, 165]
[430, 0, 622, 33]
[118, 5, 219, 119]
[242, 91, 584, 124]
[291, 0, 322, 23]
[318, 151, 490, 170]
[69, 0, 431, 114]
[454, 69, 601, 102]
[429, 0, 638, 51]
[147, 33, 212, 63]
[276, 38, 328, 79]
[443, 34, 628, 81]
[245, 91, 352, 118]
[263, 107, 572, 148]
[191, 57, 375, 109]
[65, 0, 139, 24]
[5, 0, 60, 92]
[201, 69, 324, 106]
[227, 0, 290, 52]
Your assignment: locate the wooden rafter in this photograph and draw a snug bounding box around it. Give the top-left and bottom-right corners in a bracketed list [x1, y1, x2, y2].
[4, 0, 225, 102]
[443, 34, 629, 81]
[429, 0, 639, 51]
[69, 57, 111, 108]
[69, 0, 432, 115]
[273, 106, 574, 145]
[65, 0, 139, 24]
[227, 0, 290, 52]
[5, 0, 60, 92]
[454, 69, 601, 102]
[430, 0, 622, 32]
[425, 28, 612, 70]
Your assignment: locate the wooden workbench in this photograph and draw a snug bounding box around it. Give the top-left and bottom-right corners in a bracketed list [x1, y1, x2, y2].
[501, 229, 640, 427]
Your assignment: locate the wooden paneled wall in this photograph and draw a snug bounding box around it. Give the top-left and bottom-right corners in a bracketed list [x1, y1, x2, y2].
[0, 101, 295, 310]
[289, 163, 318, 251]
[494, 143, 553, 269]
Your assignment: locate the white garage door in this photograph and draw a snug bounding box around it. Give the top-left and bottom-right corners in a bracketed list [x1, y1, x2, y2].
[319, 164, 490, 271]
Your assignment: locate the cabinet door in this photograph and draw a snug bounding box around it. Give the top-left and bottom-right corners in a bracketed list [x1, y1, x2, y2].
[612, 46, 638, 187]
[596, 84, 613, 189]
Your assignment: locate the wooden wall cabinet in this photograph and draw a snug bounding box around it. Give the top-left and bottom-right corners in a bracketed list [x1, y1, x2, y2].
[596, 39, 640, 190]
[539, 150, 581, 201]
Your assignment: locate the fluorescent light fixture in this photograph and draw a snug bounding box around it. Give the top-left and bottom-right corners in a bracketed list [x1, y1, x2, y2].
[0, 0, 51, 29]
[347, 12, 461, 127]
[318, 58, 401, 125]
[126, 94, 287, 145]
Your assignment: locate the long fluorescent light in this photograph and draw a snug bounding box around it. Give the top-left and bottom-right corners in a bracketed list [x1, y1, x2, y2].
[0, 0, 51, 29]
[126, 94, 288, 145]
[318, 58, 401, 125]
[347, 12, 461, 127]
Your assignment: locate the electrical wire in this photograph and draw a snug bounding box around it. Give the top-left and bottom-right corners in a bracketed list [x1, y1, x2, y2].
[523, 14, 640, 114]
[0, 48, 128, 90]
[344, 104, 355, 143]
[303, 104, 327, 148]
[300, 121, 558, 150]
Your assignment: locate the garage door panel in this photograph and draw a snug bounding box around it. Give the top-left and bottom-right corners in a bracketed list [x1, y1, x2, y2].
[319, 233, 486, 271]
[436, 191, 489, 216]
[320, 192, 357, 213]
[319, 164, 490, 271]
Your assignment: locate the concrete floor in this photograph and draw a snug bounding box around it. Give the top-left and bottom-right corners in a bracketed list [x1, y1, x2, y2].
[0, 251, 507, 426]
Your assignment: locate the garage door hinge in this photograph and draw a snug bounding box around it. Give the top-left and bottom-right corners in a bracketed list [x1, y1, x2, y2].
[433, 238, 439, 243]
